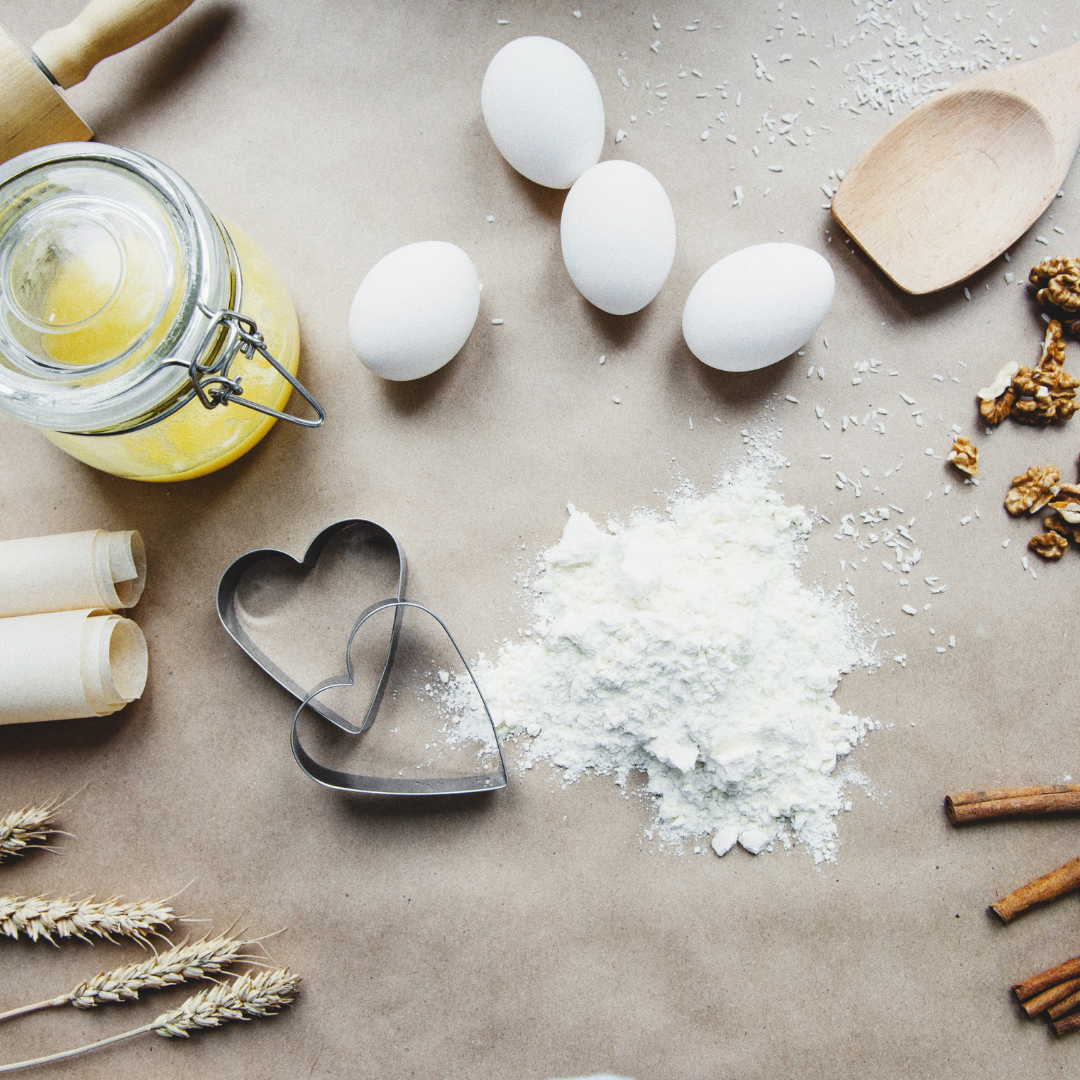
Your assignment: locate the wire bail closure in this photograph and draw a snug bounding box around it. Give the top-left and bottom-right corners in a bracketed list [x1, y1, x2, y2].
[163, 302, 325, 428]
[62, 303, 326, 438]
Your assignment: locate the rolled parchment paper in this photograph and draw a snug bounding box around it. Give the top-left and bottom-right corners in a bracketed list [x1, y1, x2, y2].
[0, 530, 146, 617]
[0, 609, 148, 724]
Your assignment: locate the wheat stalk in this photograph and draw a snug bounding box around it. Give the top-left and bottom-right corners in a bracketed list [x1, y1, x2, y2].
[0, 932, 254, 1023]
[152, 968, 300, 1037]
[0, 969, 301, 1073]
[0, 894, 176, 946]
[0, 801, 61, 863]
[72, 933, 252, 1007]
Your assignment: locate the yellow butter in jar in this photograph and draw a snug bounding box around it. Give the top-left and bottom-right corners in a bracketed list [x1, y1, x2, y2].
[0, 144, 322, 481]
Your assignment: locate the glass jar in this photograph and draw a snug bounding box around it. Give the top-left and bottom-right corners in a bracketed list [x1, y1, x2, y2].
[0, 143, 322, 482]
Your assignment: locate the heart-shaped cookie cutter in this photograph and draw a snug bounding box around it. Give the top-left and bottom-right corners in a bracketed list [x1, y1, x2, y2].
[291, 600, 507, 795]
[217, 519, 507, 796]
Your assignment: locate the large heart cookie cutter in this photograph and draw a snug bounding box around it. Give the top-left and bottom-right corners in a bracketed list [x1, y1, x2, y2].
[217, 520, 507, 796]
[291, 600, 507, 796]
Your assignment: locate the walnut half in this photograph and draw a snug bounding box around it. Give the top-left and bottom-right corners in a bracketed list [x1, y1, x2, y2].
[1005, 465, 1060, 515]
[1030, 531, 1069, 559]
[1031, 256, 1080, 313]
[947, 435, 979, 477]
[1010, 321, 1079, 424]
[977, 319, 1078, 425]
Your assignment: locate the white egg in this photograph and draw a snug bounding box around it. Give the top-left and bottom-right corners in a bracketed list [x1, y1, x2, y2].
[682, 244, 835, 372]
[481, 36, 604, 189]
[560, 161, 676, 316]
[348, 242, 479, 382]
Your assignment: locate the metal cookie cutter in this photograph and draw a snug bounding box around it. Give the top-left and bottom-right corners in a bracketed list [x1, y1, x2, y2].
[216, 519, 507, 796]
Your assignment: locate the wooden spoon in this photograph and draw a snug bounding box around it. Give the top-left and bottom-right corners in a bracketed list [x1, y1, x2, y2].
[831, 41, 1080, 295]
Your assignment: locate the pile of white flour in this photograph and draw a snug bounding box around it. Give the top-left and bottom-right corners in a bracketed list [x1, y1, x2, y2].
[452, 475, 875, 863]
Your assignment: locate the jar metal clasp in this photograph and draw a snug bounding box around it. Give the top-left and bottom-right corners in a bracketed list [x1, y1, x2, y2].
[160, 303, 325, 428]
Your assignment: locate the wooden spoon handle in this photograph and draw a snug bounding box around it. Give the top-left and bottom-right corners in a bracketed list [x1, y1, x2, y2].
[31, 0, 195, 90]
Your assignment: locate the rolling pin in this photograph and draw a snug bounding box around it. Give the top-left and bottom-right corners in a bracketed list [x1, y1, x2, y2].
[0, 0, 195, 165]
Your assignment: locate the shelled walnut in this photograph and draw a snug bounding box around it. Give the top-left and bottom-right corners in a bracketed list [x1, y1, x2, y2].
[979, 320, 1079, 425]
[1022, 465, 1080, 558]
[1005, 465, 1060, 515]
[1015, 321, 1079, 423]
[1031, 256, 1080, 336]
[1045, 513, 1080, 544]
[1044, 479, 1080, 544]
[1030, 531, 1069, 559]
[947, 435, 979, 477]
[1031, 256, 1080, 313]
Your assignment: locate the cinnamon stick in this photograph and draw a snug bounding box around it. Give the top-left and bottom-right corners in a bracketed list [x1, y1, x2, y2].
[991, 856, 1080, 922]
[1053, 1012, 1080, 1037]
[945, 785, 1080, 824]
[1014, 955, 1080, 1002]
[1048, 989, 1080, 1021]
[1019, 977, 1080, 1017]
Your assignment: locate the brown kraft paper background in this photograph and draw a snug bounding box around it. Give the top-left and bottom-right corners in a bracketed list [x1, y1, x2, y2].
[1, 1, 1079, 1076]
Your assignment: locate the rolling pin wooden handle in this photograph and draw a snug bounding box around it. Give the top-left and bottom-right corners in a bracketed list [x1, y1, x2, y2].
[31, 0, 196, 90]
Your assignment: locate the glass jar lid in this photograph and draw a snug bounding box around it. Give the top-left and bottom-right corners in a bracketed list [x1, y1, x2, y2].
[0, 143, 235, 433]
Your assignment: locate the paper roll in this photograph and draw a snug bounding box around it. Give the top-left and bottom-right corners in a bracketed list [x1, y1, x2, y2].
[0, 530, 146, 617]
[0, 609, 148, 724]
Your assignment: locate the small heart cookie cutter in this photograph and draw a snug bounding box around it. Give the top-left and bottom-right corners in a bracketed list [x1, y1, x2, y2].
[217, 519, 507, 796]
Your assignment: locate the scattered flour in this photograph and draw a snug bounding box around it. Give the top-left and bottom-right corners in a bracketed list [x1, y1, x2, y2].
[451, 473, 876, 863]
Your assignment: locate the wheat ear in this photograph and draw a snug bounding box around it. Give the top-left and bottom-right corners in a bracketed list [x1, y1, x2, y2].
[152, 968, 300, 1036]
[0, 894, 175, 946]
[0, 969, 300, 1074]
[0, 802, 61, 863]
[0, 932, 253, 1023]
